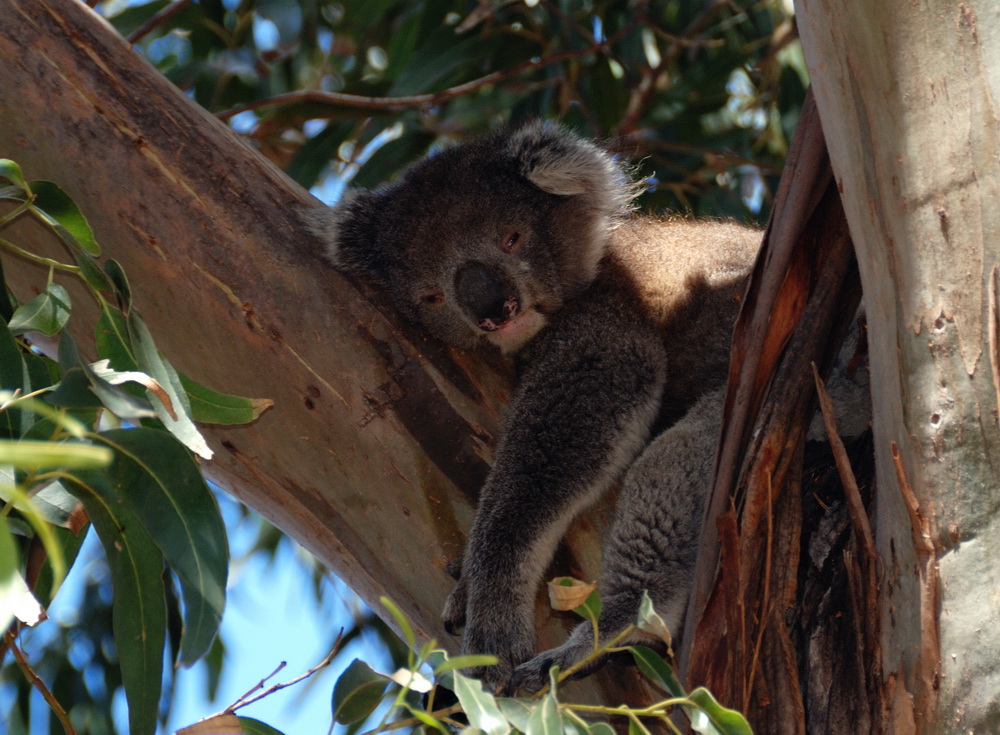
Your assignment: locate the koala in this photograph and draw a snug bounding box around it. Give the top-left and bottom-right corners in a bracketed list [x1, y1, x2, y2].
[310, 122, 763, 692]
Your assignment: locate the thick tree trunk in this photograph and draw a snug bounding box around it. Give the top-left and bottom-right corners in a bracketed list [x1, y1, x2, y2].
[0, 0, 655, 703]
[797, 3, 1000, 732]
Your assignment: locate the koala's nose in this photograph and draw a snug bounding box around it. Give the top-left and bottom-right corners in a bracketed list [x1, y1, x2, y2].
[454, 261, 515, 331]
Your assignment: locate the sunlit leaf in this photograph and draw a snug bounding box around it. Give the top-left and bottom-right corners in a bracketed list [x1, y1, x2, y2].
[0, 159, 28, 191]
[0, 439, 112, 470]
[525, 687, 562, 735]
[380, 595, 416, 649]
[127, 309, 212, 458]
[635, 590, 671, 647]
[0, 518, 45, 629]
[686, 688, 753, 735]
[332, 658, 389, 725]
[175, 713, 242, 734]
[97, 427, 227, 664]
[453, 671, 510, 735]
[432, 653, 499, 675]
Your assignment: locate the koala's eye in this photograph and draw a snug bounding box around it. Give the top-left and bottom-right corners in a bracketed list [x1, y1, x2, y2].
[422, 291, 445, 306]
[502, 231, 521, 254]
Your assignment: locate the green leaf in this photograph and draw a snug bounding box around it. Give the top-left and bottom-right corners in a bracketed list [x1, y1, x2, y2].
[525, 688, 563, 735]
[497, 697, 534, 732]
[0, 439, 112, 470]
[127, 309, 212, 458]
[96, 303, 138, 371]
[686, 688, 753, 735]
[0, 318, 29, 438]
[453, 671, 510, 735]
[7, 283, 71, 336]
[69, 469, 167, 735]
[237, 717, 287, 735]
[98, 427, 228, 664]
[588, 721, 617, 735]
[29, 180, 100, 255]
[432, 653, 500, 675]
[0, 159, 28, 191]
[627, 646, 684, 698]
[380, 596, 416, 649]
[47, 332, 157, 421]
[0, 517, 45, 630]
[104, 258, 132, 309]
[180, 373, 271, 425]
[331, 658, 389, 725]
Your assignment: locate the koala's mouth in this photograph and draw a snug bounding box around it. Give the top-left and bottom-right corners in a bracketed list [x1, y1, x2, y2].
[476, 296, 521, 332]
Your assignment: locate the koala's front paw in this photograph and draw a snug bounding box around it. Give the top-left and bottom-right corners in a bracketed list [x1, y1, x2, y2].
[509, 623, 598, 693]
[441, 576, 468, 636]
[461, 618, 535, 694]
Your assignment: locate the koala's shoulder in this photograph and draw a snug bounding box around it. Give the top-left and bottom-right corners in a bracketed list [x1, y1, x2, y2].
[606, 216, 761, 327]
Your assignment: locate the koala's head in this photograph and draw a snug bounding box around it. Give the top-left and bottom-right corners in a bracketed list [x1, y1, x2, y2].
[312, 122, 636, 354]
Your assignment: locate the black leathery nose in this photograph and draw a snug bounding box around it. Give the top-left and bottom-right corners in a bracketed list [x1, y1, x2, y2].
[454, 261, 510, 325]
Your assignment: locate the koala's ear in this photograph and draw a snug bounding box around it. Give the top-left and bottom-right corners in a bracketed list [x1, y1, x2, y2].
[506, 122, 636, 215]
[305, 189, 387, 280]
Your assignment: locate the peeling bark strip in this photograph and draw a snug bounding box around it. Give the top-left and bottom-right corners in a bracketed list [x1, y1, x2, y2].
[890, 444, 940, 730]
[681, 90, 873, 733]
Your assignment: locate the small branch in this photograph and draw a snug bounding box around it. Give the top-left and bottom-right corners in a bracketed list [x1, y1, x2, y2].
[126, 0, 193, 45]
[217, 17, 645, 122]
[3, 630, 77, 735]
[225, 630, 343, 713]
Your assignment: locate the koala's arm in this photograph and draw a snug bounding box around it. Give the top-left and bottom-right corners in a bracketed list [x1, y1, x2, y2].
[442, 312, 667, 689]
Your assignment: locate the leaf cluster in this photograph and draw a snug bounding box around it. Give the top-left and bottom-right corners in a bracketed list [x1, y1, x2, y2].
[109, 0, 809, 219]
[327, 590, 752, 735]
[0, 160, 264, 735]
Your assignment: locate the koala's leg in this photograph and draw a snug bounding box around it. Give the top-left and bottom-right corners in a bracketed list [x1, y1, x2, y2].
[510, 387, 723, 693]
[443, 325, 667, 691]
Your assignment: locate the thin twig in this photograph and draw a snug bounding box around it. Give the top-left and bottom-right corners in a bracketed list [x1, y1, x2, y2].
[226, 630, 343, 713]
[126, 0, 193, 45]
[217, 18, 644, 121]
[4, 630, 77, 735]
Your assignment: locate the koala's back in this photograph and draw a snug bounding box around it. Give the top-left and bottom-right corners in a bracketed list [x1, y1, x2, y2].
[602, 217, 760, 425]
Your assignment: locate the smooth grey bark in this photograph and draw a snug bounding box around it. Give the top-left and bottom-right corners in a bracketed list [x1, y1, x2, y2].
[798, 2, 1000, 731]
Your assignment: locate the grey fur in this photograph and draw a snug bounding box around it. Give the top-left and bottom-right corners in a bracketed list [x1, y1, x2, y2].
[310, 123, 763, 691]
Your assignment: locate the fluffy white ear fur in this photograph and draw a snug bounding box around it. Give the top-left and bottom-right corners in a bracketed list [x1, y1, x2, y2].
[507, 123, 637, 285]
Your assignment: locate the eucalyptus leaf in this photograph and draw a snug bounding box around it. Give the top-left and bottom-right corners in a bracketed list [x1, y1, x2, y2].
[627, 646, 684, 698]
[0, 439, 112, 470]
[69, 469, 167, 735]
[525, 687, 562, 735]
[127, 309, 212, 458]
[331, 658, 389, 725]
[237, 717, 287, 735]
[453, 671, 510, 735]
[7, 283, 71, 336]
[685, 688, 753, 735]
[98, 427, 227, 664]
[0, 517, 45, 629]
[0, 159, 27, 190]
[180, 373, 271, 425]
[30, 180, 100, 255]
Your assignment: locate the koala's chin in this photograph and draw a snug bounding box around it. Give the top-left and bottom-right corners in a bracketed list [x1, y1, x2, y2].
[483, 307, 548, 354]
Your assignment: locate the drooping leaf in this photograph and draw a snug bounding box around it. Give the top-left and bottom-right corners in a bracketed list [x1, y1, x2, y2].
[29, 179, 100, 255]
[332, 658, 389, 725]
[432, 653, 499, 675]
[0, 517, 45, 629]
[47, 332, 157, 420]
[97, 427, 227, 664]
[627, 646, 684, 698]
[0, 159, 28, 191]
[0, 439, 112, 470]
[127, 309, 212, 458]
[180, 373, 271, 425]
[104, 258, 132, 309]
[95, 302, 138, 371]
[69, 469, 167, 735]
[237, 717, 287, 735]
[453, 671, 510, 735]
[525, 687, 562, 735]
[685, 688, 753, 735]
[7, 283, 71, 336]
[380, 595, 416, 649]
[635, 590, 671, 647]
